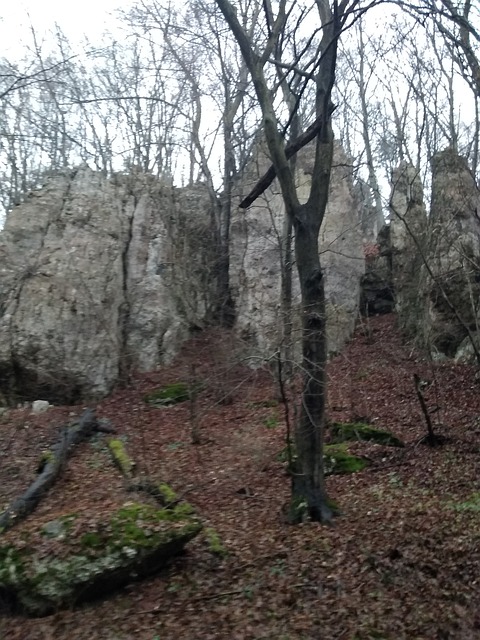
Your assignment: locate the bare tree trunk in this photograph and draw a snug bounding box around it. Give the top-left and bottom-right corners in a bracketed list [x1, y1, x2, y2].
[357, 21, 384, 225]
[289, 201, 331, 522]
[215, 0, 343, 524]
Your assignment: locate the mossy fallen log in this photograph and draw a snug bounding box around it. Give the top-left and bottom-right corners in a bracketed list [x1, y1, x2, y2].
[107, 438, 135, 478]
[0, 501, 202, 616]
[0, 409, 112, 534]
[107, 439, 179, 508]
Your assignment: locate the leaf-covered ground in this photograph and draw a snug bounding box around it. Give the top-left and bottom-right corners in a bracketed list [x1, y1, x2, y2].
[1, 314, 479, 639]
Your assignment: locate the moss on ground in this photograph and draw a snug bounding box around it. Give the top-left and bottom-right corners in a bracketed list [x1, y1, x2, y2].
[143, 382, 190, 406]
[449, 492, 480, 512]
[204, 527, 228, 557]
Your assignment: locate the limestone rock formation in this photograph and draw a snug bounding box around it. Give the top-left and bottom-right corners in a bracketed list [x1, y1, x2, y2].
[0, 143, 369, 403]
[0, 168, 211, 404]
[424, 149, 480, 358]
[230, 141, 365, 359]
[360, 225, 395, 316]
[364, 149, 480, 362]
[389, 162, 428, 334]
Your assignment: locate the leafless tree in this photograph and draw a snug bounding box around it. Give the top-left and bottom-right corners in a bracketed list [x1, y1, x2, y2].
[214, 0, 370, 524]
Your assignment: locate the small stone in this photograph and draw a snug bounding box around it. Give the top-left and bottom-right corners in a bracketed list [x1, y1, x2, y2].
[32, 400, 51, 415]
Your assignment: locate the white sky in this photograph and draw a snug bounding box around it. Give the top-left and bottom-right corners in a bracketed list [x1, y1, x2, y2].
[0, 0, 133, 55]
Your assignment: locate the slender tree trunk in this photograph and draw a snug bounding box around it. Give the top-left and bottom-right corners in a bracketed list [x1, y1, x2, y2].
[280, 213, 294, 373]
[214, 119, 236, 327]
[288, 202, 331, 522]
[280, 104, 298, 376]
[357, 22, 384, 226]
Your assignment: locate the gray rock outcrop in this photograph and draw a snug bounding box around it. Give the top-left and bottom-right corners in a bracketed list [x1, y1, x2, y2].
[389, 163, 428, 334]
[0, 143, 369, 403]
[0, 168, 211, 403]
[230, 142, 365, 359]
[424, 149, 480, 358]
[364, 149, 480, 362]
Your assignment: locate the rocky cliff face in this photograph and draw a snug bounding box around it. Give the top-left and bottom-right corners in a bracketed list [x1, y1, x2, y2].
[425, 148, 480, 358]
[230, 142, 365, 359]
[0, 145, 367, 404]
[365, 148, 480, 362]
[4, 145, 477, 404]
[389, 163, 428, 335]
[0, 168, 212, 403]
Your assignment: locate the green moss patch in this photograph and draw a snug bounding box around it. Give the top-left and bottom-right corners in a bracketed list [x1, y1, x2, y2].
[324, 444, 368, 475]
[37, 450, 56, 472]
[107, 439, 135, 477]
[144, 382, 190, 406]
[157, 483, 178, 505]
[276, 444, 367, 475]
[329, 422, 404, 447]
[449, 493, 480, 512]
[0, 501, 202, 616]
[204, 527, 228, 557]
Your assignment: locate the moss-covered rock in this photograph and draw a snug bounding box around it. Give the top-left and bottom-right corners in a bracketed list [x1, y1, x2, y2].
[41, 514, 77, 540]
[329, 422, 404, 447]
[0, 501, 202, 616]
[144, 382, 190, 407]
[277, 444, 367, 475]
[323, 444, 368, 475]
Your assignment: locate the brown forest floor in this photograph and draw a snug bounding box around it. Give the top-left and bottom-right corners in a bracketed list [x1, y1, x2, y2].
[1, 314, 480, 640]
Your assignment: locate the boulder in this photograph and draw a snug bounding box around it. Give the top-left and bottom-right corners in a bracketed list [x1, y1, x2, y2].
[454, 332, 480, 364]
[31, 400, 50, 415]
[0, 169, 211, 404]
[422, 149, 480, 356]
[0, 168, 127, 402]
[0, 501, 202, 617]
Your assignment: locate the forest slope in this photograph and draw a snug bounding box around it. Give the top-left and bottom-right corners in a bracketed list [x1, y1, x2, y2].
[1, 314, 479, 639]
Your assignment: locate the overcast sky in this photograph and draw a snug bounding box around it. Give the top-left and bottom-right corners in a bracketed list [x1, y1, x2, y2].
[1, 0, 133, 55]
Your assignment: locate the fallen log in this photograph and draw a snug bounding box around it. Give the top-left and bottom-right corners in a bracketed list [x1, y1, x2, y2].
[0, 408, 105, 533]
